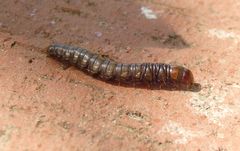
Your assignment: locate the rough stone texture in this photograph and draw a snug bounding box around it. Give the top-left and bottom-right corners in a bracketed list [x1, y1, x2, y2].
[0, 0, 240, 150]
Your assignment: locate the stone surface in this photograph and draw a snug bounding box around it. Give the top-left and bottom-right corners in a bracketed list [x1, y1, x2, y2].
[0, 0, 240, 150]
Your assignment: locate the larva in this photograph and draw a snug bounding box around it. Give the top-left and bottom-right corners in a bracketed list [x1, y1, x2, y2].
[47, 44, 201, 91]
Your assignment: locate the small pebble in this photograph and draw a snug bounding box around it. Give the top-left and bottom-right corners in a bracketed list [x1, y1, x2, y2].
[95, 31, 102, 38]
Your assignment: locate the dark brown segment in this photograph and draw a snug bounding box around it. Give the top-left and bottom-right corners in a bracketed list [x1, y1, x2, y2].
[63, 47, 71, 60]
[140, 64, 147, 81]
[99, 59, 110, 79]
[120, 64, 130, 80]
[71, 48, 82, 64]
[154, 64, 160, 82]
[91, 56, 104, 74]
[76, 49, 87, 68]
[87, 54, 100, 74]
[162, 64, 168, 84]
[129, 64, 136, 81]
[67, 47, 76, 63]
[105, 61, 117, 79]
[151, 64, 157, 83]
[114, 63, 123, 81]
[156, 64, 165, 84]
[144, 63, 153, 82]
[68, 47, 78, 64]
[128, 63, 143, 82]
[134, 64, 141, 81]
[81, 51, 93, 68]
[166, 64, 171, 81]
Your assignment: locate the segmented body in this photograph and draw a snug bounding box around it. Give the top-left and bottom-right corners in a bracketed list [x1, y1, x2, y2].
[48, 44, 199, 90]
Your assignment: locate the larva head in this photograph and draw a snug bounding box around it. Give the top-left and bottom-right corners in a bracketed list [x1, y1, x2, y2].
[47, 45, 56, 56]
[170, 66, 194, 87]
[47, 44, 65, 58]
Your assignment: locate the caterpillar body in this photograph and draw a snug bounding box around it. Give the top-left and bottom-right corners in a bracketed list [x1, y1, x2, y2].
[47, 44, 200, 91]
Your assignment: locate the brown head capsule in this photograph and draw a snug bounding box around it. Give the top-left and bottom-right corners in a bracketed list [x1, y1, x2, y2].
[170, 66, 200, 91]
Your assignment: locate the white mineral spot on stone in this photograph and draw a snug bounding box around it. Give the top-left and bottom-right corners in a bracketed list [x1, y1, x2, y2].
[0, 126, 17, 150]
[208, 28, 240, 43]
[217, 133, 225, 139]
[140, 6, 157, 19]
[189, 81, 236, 125]
[160, 121, 205, 144]
[231, 83, 240, 89]
[30, 9, 37, 17]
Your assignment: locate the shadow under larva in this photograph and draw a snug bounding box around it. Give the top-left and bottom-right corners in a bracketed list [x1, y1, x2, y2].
[47, 44, 201, 92]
